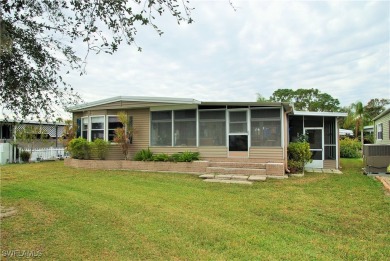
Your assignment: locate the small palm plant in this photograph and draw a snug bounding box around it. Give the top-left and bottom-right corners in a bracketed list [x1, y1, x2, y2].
[113, 112, 134, 160]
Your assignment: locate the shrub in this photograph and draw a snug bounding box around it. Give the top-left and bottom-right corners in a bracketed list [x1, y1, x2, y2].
[68, 137, 91, 159]
[288, 141, 312, 173]
[340, 138, 361, 158]
[20, 151, 31, 163]
[364, 134, 374, 144]
[134, 149, 200, 162]
[171, 151, 200, 162]
[153, 153, 171, 162]
[134, 148, 154, 161]
[92, 138, 110, 160]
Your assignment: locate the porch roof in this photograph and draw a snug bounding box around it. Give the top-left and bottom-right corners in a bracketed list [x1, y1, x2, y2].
[68, 96, 293, 112]
[292, 110, 347, 117]
[68, 96, 202, 112]
[200, 101, 291, 110]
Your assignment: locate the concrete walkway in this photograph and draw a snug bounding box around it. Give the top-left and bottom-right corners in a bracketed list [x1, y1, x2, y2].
[198, 173, 285, 185]
[375, 176, 390, 194]
[305, 168, 343, 174]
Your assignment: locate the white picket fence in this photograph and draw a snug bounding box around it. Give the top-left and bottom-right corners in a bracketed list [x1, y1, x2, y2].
[21, 147, 68, 162]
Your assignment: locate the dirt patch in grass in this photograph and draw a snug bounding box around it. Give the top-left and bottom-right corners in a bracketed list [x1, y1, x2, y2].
[0, 206, 17, 219]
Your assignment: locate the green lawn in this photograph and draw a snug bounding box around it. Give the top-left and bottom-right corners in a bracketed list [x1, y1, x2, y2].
[1, 159, 389, 260]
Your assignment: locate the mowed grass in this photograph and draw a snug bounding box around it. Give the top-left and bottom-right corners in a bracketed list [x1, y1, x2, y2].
[1, 159, 389, 260]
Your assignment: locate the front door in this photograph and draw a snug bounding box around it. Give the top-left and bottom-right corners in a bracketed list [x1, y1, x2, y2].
[305, 128, 323, 168]
[228, 110, 249, 157]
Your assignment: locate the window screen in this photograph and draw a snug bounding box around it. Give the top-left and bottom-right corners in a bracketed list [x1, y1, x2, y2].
[229, 111, 247, 133]
[199, 110, 226, 146]
[174, 110, 196, 146]
[251, 109, 281, 147]
[151, 111, 172, 146]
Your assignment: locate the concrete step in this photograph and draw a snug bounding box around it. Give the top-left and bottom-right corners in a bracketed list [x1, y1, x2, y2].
[209, 162, 266, 169]
[203, 179, 253, 185]
[199, 174, 267, 182]
[206, 167, 267, 175]
[248, 175, 267, 181]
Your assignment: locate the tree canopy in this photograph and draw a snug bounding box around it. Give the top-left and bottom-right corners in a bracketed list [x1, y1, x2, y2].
[363, 98, 390, 125]
[266, 88, 341, 112]
[0, 0, 193, 120]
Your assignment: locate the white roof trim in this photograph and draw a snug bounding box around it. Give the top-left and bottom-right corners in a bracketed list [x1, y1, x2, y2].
[293, 110, 347, 117]
[68, 96, 201, 111]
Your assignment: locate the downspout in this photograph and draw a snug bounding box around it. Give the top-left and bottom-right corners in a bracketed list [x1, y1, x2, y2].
[284, 104, 294, 173]
[336, 117, 341, 170]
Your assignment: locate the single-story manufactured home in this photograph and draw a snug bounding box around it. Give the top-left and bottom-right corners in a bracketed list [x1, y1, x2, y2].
[68, 96, 347, 172]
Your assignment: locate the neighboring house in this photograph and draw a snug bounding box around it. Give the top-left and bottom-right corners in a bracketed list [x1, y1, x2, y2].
[68, 96, 346, 170]
[339, 129, 354, 138]
[364, 125, 374, 135]
[0, 119, 66, 145]
[0, 119, 66, 164]
[363, 109, 390, 174]
[373, 108, 390, 145]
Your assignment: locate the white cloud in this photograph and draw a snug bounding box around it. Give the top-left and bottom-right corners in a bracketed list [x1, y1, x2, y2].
[61, 0, 389, 109]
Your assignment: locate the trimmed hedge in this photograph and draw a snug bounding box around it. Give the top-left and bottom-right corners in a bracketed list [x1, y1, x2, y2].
[134, 149, 200, 162]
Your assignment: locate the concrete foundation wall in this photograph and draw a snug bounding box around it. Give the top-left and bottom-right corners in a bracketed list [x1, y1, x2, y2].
[64, 158, 285, 176]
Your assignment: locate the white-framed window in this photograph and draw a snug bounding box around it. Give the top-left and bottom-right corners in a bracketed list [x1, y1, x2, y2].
[90, 116, 105, 141]
[107, 116, 123, 142]
[377, 123, 383, 140]
[81, 117, 89, 140]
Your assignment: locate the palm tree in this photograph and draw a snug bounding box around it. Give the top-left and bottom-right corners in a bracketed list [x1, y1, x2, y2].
[352, 101, 364, 147]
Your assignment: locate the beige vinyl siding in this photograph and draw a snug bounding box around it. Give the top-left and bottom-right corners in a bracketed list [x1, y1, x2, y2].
[76, 110, 108, 117]
[94, 144, 124, 160]
[198, 147, 228, 158]
[92, 108, 150, 160]
[73, 112, 83, 120]
[375, 111, 390, 145]
[128, 109, 150, 157]
[149, 146, 228, 158]
[249, 147, 284, 162]
[150, 147, 198, 155]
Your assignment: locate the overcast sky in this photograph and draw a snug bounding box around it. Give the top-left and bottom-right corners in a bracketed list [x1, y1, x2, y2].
[64, 0, 389, 109]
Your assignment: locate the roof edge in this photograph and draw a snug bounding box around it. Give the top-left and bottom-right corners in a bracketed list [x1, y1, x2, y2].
[373, 108, 390, 121]
[67, 96, 202, 112]
[292, 110, 347, 117]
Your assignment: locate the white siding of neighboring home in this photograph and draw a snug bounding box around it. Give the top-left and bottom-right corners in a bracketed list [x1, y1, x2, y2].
[374, 110, 390, 145]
